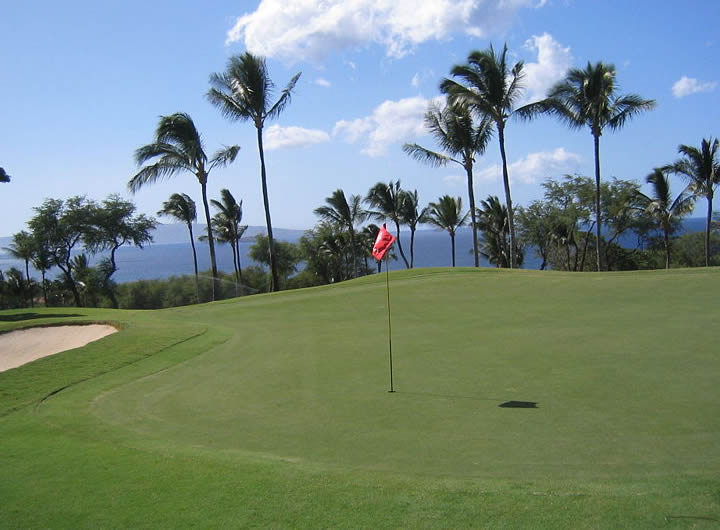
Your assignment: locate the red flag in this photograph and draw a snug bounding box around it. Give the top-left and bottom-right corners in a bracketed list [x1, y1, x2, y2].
[372, 223, 396, 261]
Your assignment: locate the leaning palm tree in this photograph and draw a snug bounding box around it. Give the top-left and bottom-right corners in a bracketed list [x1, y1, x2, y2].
[129, 113, 240, 301]
[365, 180, 411, 268]
[425, 195, 469, 267]
[403, 101, 492, 267]
[398, 189, 429, 268]
[158, 193, 201, 303]
[666, 138, 720, 267]
[533, 62, 656, 271]
[4, 231, 36, 307]
[314, 189, 366, 278]
[207, 52, 301, 292]
[440, 44, 538, 269]
[210, 188, 247, 284]
[635, 168, 695, 269]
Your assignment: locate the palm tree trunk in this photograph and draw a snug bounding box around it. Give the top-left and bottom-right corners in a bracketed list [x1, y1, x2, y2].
[256, 126, 280, 292]
[24, 259, 33, 308]
[235, 238, 243, 282]
[593, 133, 603, 272]
[393, 221, 410, 269]
[664, 229, 671, 269]
[409, 227, 415, 269]
[705, 194, 712, 267]
[349, 227, 358, 278]
[187, 222, 200, 303]
[200, 180, 219, 301]
[450, 232, 456, 267]
[466, 163, 479, 267]
[497, 125, 516, 269]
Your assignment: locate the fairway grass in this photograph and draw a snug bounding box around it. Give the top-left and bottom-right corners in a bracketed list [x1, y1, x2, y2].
[1, 268, 719, 527]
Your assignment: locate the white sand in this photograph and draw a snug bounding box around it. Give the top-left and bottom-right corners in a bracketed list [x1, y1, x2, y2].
[0, 325, 117, 373]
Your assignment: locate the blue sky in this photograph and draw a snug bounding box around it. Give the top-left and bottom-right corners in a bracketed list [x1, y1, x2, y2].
[1, 0, 718, 236]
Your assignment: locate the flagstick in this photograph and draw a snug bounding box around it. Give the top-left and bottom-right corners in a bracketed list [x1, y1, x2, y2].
[385, 253, 394, 393]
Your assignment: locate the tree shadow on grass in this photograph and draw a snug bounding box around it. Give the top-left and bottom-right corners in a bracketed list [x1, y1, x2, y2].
[0, 312, 84, 322]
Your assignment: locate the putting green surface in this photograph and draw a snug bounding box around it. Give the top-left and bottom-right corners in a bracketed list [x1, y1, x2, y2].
[1, 268, 719, 527]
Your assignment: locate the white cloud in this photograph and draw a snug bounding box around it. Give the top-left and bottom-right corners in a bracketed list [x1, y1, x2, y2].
[226, 0, 547, 62]
[334, 96, 439, 157]
[411, 73, 421, 88]
[672, 76, 718, 98]
[315, 78, 331, 87]
[264, 125, 330, 151]
[477, 148, 582, 184]
[521, 33, 572, 103]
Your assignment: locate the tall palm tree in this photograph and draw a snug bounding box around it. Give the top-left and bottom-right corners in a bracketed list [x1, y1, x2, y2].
[4, 231, 36, 307]
[207, 52, 301, 292]
[158, 193, 201, 303]
[365, 180, 411, 269]
[129, 113, 240, 301]
[635, 168, 695, 269]
[398, 189, 429, 268]
[534, 62, 656, 271]
[666, 137, 720, 267]
[440, 44, 538, 269]
[314, 189, 366, 278]
[425, 195, 469, 267]
[403, 101, 492, 267]
[210, 188, 248, 284]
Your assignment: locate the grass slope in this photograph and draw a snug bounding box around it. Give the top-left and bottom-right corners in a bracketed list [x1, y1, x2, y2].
[1, 267, 719, 528]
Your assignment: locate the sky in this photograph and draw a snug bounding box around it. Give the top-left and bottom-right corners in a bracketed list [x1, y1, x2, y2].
[1, 0, 718, 237]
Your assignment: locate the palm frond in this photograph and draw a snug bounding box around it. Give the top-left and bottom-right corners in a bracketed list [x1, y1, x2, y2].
[128, 159, 191, 193]
[266, 72, 302, 121]
[402, 144, 453, 167]
[208, 145, 241, 170]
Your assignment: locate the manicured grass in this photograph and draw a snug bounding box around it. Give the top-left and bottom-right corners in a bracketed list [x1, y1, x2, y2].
[1, 268, 719, 527]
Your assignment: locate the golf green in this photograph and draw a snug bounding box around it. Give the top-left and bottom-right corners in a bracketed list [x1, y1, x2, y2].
[1, 268, 719, 527]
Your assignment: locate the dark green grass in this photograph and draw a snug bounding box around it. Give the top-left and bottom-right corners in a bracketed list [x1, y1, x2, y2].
[1, 268, 719, 527]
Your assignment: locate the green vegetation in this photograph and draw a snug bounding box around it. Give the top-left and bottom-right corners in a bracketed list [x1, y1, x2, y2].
[129, 112, 241, 301]
[1, 268, 719, 527]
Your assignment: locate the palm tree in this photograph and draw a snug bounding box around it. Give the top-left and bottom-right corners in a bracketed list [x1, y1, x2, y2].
[314, 189, 366, 278]
[129, 113, 240, 301]
[440, 44, 538, 269]
[398, 189, 429, 268]
[403, 101, 492, 267]
[31, 238, 53, 307]
[0, 167, 10, 183]
[210, 189, 248, 284]
[207, 52, 301, 292]
[365, 180, 410, 268]
[666, 138, 720, 267]
[158, 193, 201, 303]
[476, 195, 524, 268]
[635, 168, 695, 269]
[4, 231, 36, 307]
[534, 62, 656, 271]
[425, 195, 469, 267]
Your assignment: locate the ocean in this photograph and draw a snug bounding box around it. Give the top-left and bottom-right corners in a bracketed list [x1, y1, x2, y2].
[0, 219, 708, 283]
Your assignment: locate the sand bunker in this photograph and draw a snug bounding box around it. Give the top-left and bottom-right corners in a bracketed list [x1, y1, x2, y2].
[0, 325, 117, 373]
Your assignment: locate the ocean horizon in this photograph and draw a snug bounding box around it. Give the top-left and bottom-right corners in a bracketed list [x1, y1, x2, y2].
[0, 218, 708, 284]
